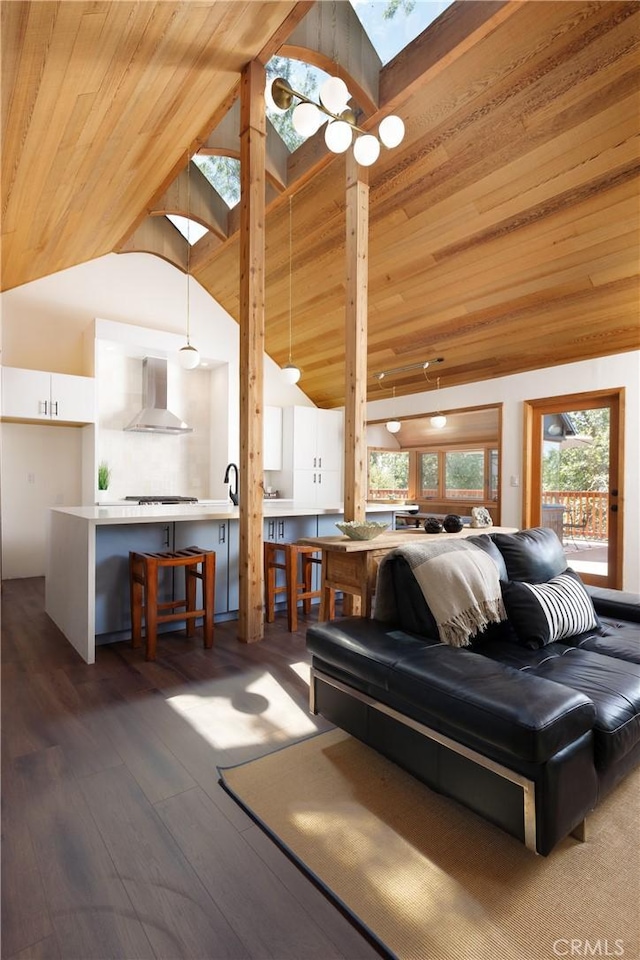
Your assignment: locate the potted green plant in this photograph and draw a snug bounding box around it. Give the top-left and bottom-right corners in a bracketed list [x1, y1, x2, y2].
[97, 461, 111, 501]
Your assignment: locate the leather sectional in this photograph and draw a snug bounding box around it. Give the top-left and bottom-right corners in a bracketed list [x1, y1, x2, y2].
[306, 527, 640, 855]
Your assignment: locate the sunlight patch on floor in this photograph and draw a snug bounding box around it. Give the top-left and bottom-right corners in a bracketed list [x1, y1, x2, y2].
[289, 661, 311, 686]
[166, 670, 317, 749]
[290, 802, 509, 952]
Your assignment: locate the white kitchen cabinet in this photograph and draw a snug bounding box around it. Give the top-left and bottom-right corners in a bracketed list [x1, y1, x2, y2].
[263, 405, 283, 470]
[279, 406, 343, 506]
[1, 366, 95, 423]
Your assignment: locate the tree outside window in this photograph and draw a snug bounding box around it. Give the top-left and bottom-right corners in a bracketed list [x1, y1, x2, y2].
[445, 451, 485, 499]
[368, 451, 409, 499]
[419, 453, 438, 497]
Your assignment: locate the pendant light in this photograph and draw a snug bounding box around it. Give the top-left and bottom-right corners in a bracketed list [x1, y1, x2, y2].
[270, 76, 404, 166]
[430, 377, 447, 429]
[281, 195, 301, 385]
[178, 154, 200, 370]
[386, 387, 401, 434]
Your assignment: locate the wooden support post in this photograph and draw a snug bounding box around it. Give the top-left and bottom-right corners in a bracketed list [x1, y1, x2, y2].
[238, 60, 266, 643]
[343, 152, 369, 617]
[344, 151, 369, 525]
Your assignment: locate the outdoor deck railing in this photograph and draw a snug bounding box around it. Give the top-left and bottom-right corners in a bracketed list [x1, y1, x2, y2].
[370, 488, 609, 541]
[541, 491, 608, 541]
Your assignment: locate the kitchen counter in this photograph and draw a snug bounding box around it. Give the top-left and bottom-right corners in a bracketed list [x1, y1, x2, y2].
[45, 501, 403, 664]
[60, 501, 401, 525]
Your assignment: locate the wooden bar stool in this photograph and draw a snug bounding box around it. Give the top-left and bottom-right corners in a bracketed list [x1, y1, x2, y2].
[129, 546, 215, 661]
[264, 542, 322, 632]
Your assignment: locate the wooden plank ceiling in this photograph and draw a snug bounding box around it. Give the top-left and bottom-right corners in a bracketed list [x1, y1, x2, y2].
[2, 1, 639, 409]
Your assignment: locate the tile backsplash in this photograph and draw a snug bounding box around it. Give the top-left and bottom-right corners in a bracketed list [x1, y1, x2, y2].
[97, 350, 214, 499]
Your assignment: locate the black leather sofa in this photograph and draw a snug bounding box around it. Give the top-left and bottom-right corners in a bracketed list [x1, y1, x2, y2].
[306, 527, 640, 855]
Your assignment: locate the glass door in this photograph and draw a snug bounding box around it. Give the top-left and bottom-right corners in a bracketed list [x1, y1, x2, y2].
[524, 390, 624, 588]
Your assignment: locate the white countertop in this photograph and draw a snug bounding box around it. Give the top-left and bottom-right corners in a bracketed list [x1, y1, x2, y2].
[52, 501, 407, 525]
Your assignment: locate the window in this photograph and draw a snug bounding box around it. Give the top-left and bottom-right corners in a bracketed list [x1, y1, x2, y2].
[349, 1, 455, 66]
[445, 450, 485, 500]
[489, 448, 499, 501]
[368, 445, 498, 503]
[419, 453, 438, 497]
[192, 155, 241, 209]
[368, 451, 409, 500]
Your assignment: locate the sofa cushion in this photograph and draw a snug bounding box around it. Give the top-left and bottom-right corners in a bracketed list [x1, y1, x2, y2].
[307, 619, 596, 766]
[501, 568, 599, 648]
[530, 648, 640, 769]
[492, 527, 567, 583]
[571, 618, 640, 664]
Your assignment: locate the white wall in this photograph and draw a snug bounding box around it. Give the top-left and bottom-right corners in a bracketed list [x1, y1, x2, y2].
[367, 352, 640, 591]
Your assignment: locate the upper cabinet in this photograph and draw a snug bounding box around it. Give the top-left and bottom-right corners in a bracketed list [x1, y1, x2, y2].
[1, 367, 96, 424]
[279, 406, 344, 505]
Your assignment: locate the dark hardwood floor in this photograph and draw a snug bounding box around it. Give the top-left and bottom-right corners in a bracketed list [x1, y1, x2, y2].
[1, 578, 382, 960]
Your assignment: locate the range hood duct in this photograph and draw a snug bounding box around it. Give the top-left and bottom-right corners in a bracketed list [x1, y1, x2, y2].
[124, 357, 193, 434]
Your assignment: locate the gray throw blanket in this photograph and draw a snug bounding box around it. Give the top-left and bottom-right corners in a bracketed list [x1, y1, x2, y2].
[374, 539, 506, 647]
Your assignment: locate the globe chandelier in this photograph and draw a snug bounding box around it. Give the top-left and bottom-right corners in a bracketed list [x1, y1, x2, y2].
[269, 76, 405, 167]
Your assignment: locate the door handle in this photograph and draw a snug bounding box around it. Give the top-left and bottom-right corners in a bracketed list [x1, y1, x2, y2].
[219, 523, 226, 544]
[610, 504, 618, 513]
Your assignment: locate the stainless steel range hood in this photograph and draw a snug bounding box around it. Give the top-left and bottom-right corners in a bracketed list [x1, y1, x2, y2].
[124, 357, 193, 434]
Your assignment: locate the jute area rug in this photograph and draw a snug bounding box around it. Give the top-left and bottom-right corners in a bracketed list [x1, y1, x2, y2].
[220, 729, 639, 960]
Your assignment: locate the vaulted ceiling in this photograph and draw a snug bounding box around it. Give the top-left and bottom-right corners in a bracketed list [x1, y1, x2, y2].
[2, 1, 638, 408]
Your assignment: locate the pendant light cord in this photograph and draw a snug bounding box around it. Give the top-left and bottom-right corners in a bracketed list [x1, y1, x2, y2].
[288, 195, 293, 365]
[186, 153, 191, 346]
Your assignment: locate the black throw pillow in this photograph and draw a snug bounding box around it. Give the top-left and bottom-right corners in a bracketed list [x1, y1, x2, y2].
[501, 568, 599, 648]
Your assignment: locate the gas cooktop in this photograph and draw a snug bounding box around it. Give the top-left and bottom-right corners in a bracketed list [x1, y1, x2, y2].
[125, 496, 199, 505]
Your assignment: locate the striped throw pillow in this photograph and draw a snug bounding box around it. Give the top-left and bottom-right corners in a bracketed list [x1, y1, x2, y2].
[501, 568, 599, 648]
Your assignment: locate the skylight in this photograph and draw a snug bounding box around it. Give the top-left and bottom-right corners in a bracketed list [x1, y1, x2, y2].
[266, 57, 330, 153]
[349, 0, 455, 65]
[166, 214, 208, 245]
[192, 155, 241, 209]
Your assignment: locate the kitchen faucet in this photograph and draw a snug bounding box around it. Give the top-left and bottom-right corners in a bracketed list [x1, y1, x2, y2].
[224, 462, 239, 505]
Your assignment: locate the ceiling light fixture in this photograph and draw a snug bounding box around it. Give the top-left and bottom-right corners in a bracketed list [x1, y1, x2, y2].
[178, 155, 200, 370]
[270, 76, 405, 166]
[430, 377, 447, 429]
[374, 357, 444, 381]
[281, 195, 301, 386]
[386, 387, 401, 434]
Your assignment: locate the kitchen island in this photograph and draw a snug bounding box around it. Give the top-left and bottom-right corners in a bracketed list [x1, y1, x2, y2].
[46, 501, 399, 664]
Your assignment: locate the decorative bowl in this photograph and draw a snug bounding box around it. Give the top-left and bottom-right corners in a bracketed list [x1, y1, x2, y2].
[336, 520, 389, 541]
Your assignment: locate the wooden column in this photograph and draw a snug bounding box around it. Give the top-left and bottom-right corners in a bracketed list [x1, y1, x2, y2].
[343, 151, 369, 524]
[238, 60, 266, 643]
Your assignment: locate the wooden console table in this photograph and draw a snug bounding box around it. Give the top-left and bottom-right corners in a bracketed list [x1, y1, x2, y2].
[297, 526, 518, 620]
